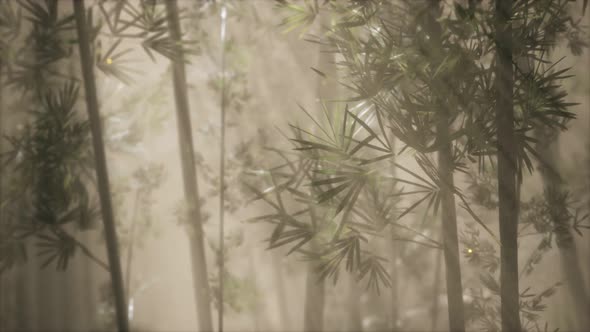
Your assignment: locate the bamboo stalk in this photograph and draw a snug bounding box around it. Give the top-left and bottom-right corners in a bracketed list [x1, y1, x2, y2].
[303, 239, 326, 332]
[347, 274, 363, 332]
[218, 5, 228, 331]
[423, 2, 466, 330]
[436, 120, 466, 332]
[302, 11, 335, 331]
[536, 130, 590, 330]
[0, 61, 3, 332]
[494, 0, 521, 330]
[164, 1, 213, 330]
[125, 190, 141, 306]
[389, 235, 400, 332]
[389, 138, 400, 332]
[430, 244, 442, 331]
[271, 252, 291, 330]
[587, 34, 590, 310]
[72, 1, 128, 330]
[247, 249, 266, 331]
[436, 123, 466, 332]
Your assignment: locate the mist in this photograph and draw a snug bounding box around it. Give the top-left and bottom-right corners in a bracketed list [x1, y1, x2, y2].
[0, 1, 589, 332]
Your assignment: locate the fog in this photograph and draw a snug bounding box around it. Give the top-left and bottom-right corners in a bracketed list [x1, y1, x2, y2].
[0, 1, 589, 332]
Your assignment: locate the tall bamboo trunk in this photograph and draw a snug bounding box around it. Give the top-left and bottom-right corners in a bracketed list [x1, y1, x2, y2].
[346, 273, 362, 332]
[73, 1, 128, 331]
[271, 252, 291, 330]
[436, 118, 466, 332]
[536, 130, 590, 330]
[494, 1, 521, 331]
[388, 239, 400, 332]
[587, 80, 590, 313]
[303, 239, 326, 332]
[7, 77, 40, 332]
[0, 62, 4, 332]
[302, 11, 335, 332]
[125, 190, 141, 301]
[217, 5, 228, 331]
[71, 231, 94, 331]
[587, 47, 590, 300]
[59, 54, 76, 332]
[365, 251, 387, 331]
[82, 230, 98, 330]
[124, 189, 141, 329]
[164, 1, 213, 330]
[423, 2, 466, 330]
[430, 243, 442, 331]
[388, 137, 400, 332]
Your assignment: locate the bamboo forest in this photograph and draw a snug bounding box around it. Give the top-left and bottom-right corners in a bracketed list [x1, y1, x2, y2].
[1, 0, 590, 331]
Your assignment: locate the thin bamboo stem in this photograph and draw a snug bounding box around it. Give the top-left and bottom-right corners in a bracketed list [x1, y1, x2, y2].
[0, 61, 4, 332]
[389, 235, 400, 332]
[271, 252, 291, 330]
[73, 1, 128, 330]
[164, 1, 213, 330]
[536, 129, 590, 330]
[494, 1, 521, 330]
[125, 190, 141, 304]
[303, 238, 326, 332]
[430, 244, 442, 331]
[218, 6, 228, 332]
[424, 2, 466, 330]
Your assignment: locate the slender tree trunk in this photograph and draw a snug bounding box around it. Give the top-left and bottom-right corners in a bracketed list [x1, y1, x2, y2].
[436, 122, 466, 332]
[365, 263, 387, 331]
[389, 238, 400, 331]
[0, 61, 12, 332]
[494, 1, 521, 331]
[125, 190, 141, 294]
[586, 46, 590, 300]
[21, 243, 39, 331]
[303, 11, 336, 331]
[60, 53, 77, 332]
[0, 62, 4, 332]
[271, 252, 291, 330]
[303, 239, 326, 332]
[346, 274, 363, 332]
[536, 130, 590, 330]
[248, 250, 266, 331]
[69, 232, 93, 331]
[73, 1, 128, 331]
[0, 272, 9, 331]
[587, 86, 590, 316]
[388, 137, 400, 332]
[217, 5, 228, 331]
[125, 189, 141, 327]
[436, 116, 466, 332]
[586, 7, 590, 220]
[423, 2, 466, 330]
[164, 1, 213, 330]
[83, 230, 97, 331]
[430, 246, 442, 331]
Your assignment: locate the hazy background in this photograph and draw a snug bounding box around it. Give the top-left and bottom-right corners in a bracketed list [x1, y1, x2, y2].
[0, 1, 589, 331]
